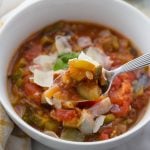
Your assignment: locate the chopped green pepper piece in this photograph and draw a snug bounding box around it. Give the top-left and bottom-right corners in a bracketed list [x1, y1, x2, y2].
[44, 118, 60, 132]
[16, 78, 23, 87]
[17, 58, 27, 68]
[104, 114, 115, 124]
[12, 68, 24, 83]
[23, 108, 48, 129]
[123, 118, 133, 125]
[61, 128, 85, 142]
[41, 36, 53, 46]
[112, 36, 119, 50]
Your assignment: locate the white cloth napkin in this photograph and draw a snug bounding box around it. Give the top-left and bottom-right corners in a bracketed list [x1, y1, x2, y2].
[0, 105, 14, 150]
[0, 105, 31, 150]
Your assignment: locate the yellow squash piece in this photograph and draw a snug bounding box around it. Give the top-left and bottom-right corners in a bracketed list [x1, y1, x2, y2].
[69, 59, 96, 72]
[43, 85, 60, 99]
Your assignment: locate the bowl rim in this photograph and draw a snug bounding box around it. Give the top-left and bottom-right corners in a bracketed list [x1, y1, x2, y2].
[0, 0, 150, 146]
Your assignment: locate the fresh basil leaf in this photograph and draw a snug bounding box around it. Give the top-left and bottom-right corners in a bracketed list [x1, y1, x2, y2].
[53, 59, 68, 71]
[58, 52, 79, 63]
[53, 52, 79, 71]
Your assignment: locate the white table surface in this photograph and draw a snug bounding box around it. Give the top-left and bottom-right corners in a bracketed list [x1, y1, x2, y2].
[32, 1, 150, 149]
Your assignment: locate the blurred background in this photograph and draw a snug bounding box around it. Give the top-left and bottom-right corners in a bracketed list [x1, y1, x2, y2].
[125, 0, 150, 16]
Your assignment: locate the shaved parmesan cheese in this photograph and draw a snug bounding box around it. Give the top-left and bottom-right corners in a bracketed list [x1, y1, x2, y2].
[93, 115, 105, 133]
[45, 97, 53, 105]
[33, 69, 53, 87]
[89, 97, 112, 117]
[86, 47, 113, 69]
[30, 53, 58, 74]
[33, 54, 57, 71]
[55, 35, 72, 54]
[29, 65, 42, 73]
[54, 69, 65, 75]
[77, 36, 92, 48]
[53, 98, 62, 109]
[78, 51, 99, 67]
[79, 110, 94, 134]
[29, 66, 35, 73]
[44, 97, 62, 109]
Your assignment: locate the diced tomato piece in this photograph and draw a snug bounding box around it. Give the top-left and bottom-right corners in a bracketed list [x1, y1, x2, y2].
[99, 128, 113, 140]
[112, 72, 135, 91]
[112, 76, 122, 89]
[109, 80, 132, 105]
[99, 133, 109, 140]
[121, 80, 132, 94]
[109, 90, 123, 105]
[112, 101, 130, 117]
[132, 98, 143, 110]
[132, 95, 148, 110]
[77, 101, 98, 109]
[102, 128, 113, 134]
[109, 53, 122, 67]
[24, 44, 42, 61]
[24, 82, 42, 103]
[145, 87, 150, 96]
[119, 72, 136, 82]
[50, 109, 78, 122]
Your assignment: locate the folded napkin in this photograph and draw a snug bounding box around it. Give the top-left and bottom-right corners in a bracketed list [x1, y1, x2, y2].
[0, 105, 14, 150]
[0, 1, 32, 150]
[0, 105, 31, 150]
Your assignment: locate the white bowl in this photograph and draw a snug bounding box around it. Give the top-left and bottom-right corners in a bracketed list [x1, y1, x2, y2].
[0, 0, 150, 150]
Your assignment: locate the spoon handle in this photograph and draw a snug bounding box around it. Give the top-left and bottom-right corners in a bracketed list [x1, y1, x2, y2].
[114, 52, 150, 75]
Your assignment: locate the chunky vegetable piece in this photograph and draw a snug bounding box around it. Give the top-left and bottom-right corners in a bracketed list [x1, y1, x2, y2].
[69, 59, 96, 72]
[8, 21, 150, 142]
[77, 82, 101, 100]
[50, 109, 78, 122]
[24, 82, 42, 104]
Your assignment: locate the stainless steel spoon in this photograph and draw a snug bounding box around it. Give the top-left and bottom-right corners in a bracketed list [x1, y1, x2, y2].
[102, 52, 150, 95]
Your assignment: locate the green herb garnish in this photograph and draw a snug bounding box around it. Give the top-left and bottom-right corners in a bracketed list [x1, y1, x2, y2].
[53, 52, 79, 71]
[53, 59, 68, 71]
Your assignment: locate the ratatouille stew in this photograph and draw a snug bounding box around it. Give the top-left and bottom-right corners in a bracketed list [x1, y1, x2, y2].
[8, 21, 150, 142]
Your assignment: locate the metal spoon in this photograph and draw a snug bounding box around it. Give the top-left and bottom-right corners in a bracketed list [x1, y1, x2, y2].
[102, 52, 150, 95]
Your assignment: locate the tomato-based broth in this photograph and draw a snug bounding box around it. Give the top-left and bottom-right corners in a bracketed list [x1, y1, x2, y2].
[8, 21, 150, 142]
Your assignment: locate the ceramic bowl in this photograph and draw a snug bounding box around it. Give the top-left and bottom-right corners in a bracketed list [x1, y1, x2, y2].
[0, 0, 150, 150]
